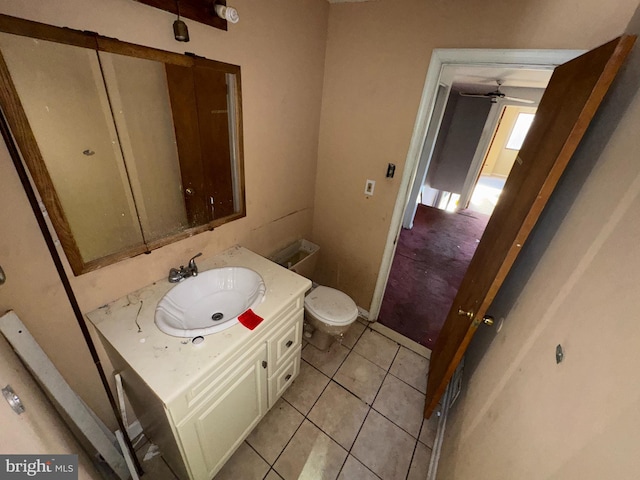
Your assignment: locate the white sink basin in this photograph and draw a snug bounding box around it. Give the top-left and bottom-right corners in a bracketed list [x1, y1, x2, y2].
[155, 267, 266, 338]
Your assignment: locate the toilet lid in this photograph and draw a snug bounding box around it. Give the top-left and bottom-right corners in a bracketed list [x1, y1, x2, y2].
[304, 286, 358, 326]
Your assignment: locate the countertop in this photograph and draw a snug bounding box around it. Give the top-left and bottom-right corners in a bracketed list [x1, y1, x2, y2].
[86, 246, 311, 404]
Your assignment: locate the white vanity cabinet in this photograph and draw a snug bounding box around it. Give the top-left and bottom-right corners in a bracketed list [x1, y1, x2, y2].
[87, 247, 310, 480]
[167, 308, 302, 479]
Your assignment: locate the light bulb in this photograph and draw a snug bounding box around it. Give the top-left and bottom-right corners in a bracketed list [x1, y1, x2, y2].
[214, 5, 239, 24]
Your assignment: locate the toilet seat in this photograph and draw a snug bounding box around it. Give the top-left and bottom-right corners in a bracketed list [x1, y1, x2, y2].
[304, 286, 358, 326]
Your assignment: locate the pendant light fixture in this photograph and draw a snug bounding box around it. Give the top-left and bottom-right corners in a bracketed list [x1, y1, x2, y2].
[173, 0, 190, 42]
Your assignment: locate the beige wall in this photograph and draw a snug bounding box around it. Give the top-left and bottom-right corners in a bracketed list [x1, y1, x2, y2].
[0, 0, 328, 428]
[438, 6, 640, 477]
[312, 0, 639, 309]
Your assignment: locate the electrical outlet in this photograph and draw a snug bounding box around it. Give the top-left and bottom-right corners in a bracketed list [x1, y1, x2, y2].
[364, 179, 376, 196]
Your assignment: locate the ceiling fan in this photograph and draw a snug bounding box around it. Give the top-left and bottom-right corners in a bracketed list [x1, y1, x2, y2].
[459, 80, 535, 104]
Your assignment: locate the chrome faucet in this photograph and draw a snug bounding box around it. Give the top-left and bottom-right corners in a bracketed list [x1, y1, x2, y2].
[168, 253, 202, 283]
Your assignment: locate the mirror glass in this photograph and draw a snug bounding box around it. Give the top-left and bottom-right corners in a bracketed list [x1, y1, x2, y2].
[0, 20, 245, 274]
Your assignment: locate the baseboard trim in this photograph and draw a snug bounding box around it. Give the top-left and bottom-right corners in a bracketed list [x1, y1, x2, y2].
[366, 321, 431, 360]
[426, 381, 452, 480]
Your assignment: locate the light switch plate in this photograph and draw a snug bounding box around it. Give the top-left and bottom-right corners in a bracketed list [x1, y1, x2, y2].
[364, 179, 375, 196]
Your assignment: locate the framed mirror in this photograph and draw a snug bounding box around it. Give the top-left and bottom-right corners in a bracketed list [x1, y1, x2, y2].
[0, 14, 245, 275]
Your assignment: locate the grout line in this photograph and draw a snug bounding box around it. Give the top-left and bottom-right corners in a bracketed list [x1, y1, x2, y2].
[368, 405, 423, 443]
[265, 354, 349, 475]
[257, 325, 428, 480]
[386, 370, 428, 396]
[346, 344, 421, 479]
[404, 414, 429, 480]
[260, 403, 305, 474]
[363, 341, 428, 479]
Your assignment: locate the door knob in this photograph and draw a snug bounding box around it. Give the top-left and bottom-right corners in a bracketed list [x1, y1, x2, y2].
[482, 315, 495, 326]
[185, 187, 195, 196]
[457, 308, 474, 320]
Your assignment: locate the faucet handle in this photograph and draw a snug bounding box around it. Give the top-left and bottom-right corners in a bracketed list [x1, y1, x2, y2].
[188, 252, 202, 274]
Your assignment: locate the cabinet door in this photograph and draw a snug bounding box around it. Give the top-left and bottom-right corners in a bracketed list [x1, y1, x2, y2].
[176, 343, 268, 480]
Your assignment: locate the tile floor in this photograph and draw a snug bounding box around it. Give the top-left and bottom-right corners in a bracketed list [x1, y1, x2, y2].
[135, 320, 438, 480]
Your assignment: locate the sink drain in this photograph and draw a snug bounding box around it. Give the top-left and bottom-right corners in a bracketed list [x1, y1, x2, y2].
[211, 312, 224, 322]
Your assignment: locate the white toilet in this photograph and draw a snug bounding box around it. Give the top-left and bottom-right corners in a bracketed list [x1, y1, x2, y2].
[271, 240, 358, 351]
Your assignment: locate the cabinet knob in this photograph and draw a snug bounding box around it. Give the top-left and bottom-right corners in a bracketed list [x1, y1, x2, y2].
[285, 340, 293, 348]
[285, 374, 292, 381]
[262, 361, 267, 369]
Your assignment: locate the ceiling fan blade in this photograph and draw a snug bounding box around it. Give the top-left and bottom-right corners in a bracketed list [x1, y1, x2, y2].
[503, 96, 536, 104]
[458, 92, 491, 98]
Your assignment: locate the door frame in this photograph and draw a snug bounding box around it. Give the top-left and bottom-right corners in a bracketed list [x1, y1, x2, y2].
[457, 100, 540, 211]
[368, 48, 586, 322]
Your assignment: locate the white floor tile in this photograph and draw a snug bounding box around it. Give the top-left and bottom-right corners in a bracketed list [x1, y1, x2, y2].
[407, 442, 433, 480]
[273, 420, 348, 480]
[334, 351, 386, 405]
[389, 346, 429, 394]
[373, 375, 425, 438]
[246, 398, 304, 464]
[308, 381, 369, 450]
[213, 442, 270, 480]
[353, 329, 399, 370]
[351, 409, 415, 480]
[302, 342, 350, 377]
[338, 455, 380, 480]
[283, 360, 331, 415]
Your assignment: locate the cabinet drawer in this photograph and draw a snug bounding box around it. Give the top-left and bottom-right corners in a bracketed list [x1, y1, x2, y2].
[268, 309, 303, 372]
[268, 347, 301, 407]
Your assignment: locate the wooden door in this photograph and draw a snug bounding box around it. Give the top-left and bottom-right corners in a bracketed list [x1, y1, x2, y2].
[424, 35, 636, 417]
[165, 63, 209, 227]
[193, 65, 236, 220]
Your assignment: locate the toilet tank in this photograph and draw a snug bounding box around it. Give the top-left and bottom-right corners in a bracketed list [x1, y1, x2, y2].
[270, 239, 319, 279]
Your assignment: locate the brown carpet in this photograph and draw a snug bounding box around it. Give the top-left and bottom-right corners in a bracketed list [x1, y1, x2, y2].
[378, 204, 489, 349]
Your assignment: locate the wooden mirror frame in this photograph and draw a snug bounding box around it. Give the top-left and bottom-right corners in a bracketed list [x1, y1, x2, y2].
[0, 14, 245, 275]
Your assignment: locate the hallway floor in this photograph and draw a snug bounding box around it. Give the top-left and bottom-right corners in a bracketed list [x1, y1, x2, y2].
[137, 320, 437, 479]
[379, 204, 489, 349]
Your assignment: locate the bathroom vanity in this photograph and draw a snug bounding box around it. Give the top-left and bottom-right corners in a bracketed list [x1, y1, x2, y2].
[87, 247, 311, 480]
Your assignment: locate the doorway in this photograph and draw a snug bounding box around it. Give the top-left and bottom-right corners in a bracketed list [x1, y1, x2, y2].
[378, 99, 539, 348]
[368, 49, 585, 349]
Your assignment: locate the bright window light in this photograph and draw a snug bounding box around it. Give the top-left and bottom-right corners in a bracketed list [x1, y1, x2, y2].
[506, 112, 535, 150]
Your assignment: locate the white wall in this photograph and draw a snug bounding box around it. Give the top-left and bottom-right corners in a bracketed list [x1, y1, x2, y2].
[438, 6, 640, 478]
